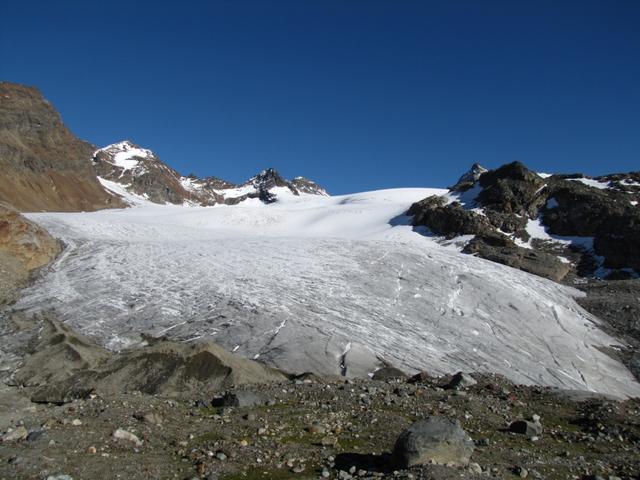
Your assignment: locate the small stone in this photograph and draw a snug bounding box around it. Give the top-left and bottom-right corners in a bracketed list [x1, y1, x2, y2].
[321, 467, 331, 478]
[215, 452, 227, 461]
[1, 426, 28, 443]
[291, 465, 305, 473]
[321, 435, 338, 447]
[112, 428, 143, 447]
[468, 462, 483, 474]
[509, 420, 542, 436]
[445, 372, 477, 390]
[514, 466, 528, 478]
[257, 427, 267, 435]
[46, 475, 73, 480]
[26, 429, 47, 442]
[239, 439, 248, 447]
[86, 446, 97, 454]
[71, 419, 82, 426]
[135, 412, 163, 426]
[307, 423, 326, 434]
[243, 413, 257, 421]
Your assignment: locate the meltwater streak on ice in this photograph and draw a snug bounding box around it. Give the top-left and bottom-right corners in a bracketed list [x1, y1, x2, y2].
[18, 188, 640, 398]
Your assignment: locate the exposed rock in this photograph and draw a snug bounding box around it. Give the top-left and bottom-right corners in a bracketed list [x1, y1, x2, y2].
[0, 205, 61, 303]
[408, 196, 493, 239]
[450, 163, 488, 191]
[463, 235, 571, 281]
[508, 420, 542, 436]
[0, 82, 124, 212]
[212, 391, 269, 408]
[393, 417, 474, 468]
[444, 372, 477, 390]
[372, 366, 408, 381]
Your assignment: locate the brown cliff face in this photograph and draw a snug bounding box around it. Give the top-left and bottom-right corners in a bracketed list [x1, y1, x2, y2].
[0, 204, 61, 303]
[0, 82, 124, 212]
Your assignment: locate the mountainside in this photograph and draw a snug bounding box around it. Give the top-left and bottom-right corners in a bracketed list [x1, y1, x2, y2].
[409, 162, 640, 282]
[0, 205, 61, 304]
[15, 189, 640, 398]
[0, 82, 124, 212]
[94, 141, 328, 207]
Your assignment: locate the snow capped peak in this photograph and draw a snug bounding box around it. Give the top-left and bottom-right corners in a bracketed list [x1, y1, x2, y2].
[451, 163, 488, 190]
[93, 140, 155, 174]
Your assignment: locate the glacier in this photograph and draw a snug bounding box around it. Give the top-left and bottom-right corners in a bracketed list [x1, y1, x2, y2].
[17, 188, 640, 398]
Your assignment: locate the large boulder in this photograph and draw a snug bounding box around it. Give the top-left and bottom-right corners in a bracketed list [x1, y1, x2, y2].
[393, 417, 475, 468]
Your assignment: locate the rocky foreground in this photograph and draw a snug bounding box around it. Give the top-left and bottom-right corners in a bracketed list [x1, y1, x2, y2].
[0, 315, 639, 480]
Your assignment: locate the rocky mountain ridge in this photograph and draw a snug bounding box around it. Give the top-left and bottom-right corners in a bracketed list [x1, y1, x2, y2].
[0, 82, 328, 212]
[0, 82, 125, 212]
[94, 140, 328, 207]
[408, 162, 640, 282]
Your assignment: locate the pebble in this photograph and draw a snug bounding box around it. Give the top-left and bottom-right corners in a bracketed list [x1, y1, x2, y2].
[1, 426, 28, 442]
[112, 428, 143, 447]
[71, 419, 82, 426]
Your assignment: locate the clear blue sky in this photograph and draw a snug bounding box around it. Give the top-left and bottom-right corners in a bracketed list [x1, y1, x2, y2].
[1, 1, 639, 193]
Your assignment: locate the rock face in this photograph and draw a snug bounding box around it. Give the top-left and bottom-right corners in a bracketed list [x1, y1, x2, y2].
[0, 82, 124, 212]
[409, 161, 640, 280]
[393, 417, 474, 468]
[95, 142, 329, 206]
[15, 317, 287, 403]
[0, 205, 61, 303]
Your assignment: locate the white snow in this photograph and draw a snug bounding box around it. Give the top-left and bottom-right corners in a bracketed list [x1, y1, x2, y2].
[96, 141, 152, 174]
[97, 177, 155, 206]
[18, 188, 640, 397]
[568, 177, 611, 190]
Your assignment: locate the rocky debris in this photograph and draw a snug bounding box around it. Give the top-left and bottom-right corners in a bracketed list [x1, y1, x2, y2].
[463, 234, 571, 281]
[0, 371, 638, 479]
[13, 317, 110, 393]
[0, 205, 61, 304]
[508, 419, 542, 436]
[14, 318, 286, 402]
[0, 82, 124, 212]
[444, 372, 477, 390]
[371, 366, 408, 381]
[212, 391, 269, 408]
[393, 417, 475, 468]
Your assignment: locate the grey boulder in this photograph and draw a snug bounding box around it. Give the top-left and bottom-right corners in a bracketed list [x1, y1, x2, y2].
[393, 416, 474, 468]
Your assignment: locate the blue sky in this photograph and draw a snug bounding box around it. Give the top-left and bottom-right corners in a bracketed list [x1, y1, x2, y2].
[1, 1, 639, 194]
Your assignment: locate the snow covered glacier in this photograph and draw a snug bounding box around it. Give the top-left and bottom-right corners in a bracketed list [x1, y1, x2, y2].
[18, 188, 640, 398]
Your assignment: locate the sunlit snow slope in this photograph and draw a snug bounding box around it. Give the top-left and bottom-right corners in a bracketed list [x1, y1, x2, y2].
[18, 188, 640, 397]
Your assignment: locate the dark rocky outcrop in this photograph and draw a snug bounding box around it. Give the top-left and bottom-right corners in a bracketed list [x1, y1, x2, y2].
[0, 82, 124, 212]
[408, 160, 640, 280]
[408, 196, 493, 239]
[463, 235, 571, 282]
